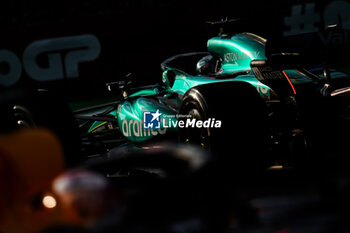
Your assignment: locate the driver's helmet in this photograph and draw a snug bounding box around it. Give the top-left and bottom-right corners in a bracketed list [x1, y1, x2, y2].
[196, 55, 217, 74]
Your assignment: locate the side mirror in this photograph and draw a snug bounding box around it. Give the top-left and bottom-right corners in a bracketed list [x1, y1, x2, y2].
[106, 73, 132, 99]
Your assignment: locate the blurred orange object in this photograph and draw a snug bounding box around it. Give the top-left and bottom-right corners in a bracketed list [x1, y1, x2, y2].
[0, 129, 66, 233]
[52, 169, 114, 227]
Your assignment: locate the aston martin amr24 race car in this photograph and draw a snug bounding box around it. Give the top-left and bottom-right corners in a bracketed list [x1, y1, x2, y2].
[76, 25, 350, 169]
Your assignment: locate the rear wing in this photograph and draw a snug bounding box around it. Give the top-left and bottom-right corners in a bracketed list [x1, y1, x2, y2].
[251, 26, 350, 95]
[250, 60, 297, 96]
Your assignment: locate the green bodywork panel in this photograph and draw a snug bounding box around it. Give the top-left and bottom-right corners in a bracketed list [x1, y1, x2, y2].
[169, 69, 270, 97]
[129, 88, 160, 97]
[116, 98, 178, 142]
[88, 33, 309, 143]
[88, 109, 118, 133]
[207, 33, 266, 74]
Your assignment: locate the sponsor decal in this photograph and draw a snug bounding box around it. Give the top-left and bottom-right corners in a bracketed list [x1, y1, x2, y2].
[257, 81, 269, 95]
[121, 119, 166, 137]
[224, 51, 261, 63]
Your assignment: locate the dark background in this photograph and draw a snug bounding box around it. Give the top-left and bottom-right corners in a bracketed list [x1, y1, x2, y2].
[0, 0, 341, 101]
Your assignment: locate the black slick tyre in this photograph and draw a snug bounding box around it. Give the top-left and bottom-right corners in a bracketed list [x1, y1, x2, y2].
[179, 81, 271, 172]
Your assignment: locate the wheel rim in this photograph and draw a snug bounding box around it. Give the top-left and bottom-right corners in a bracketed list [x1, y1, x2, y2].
[183, 108, 211, 150]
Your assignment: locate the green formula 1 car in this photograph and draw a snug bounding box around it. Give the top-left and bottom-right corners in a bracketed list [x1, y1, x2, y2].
[7, 21, 350, 169]
[86, 32, 270, 139]
[76, 29, 274, 166]
[73, 22, 350, 169]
